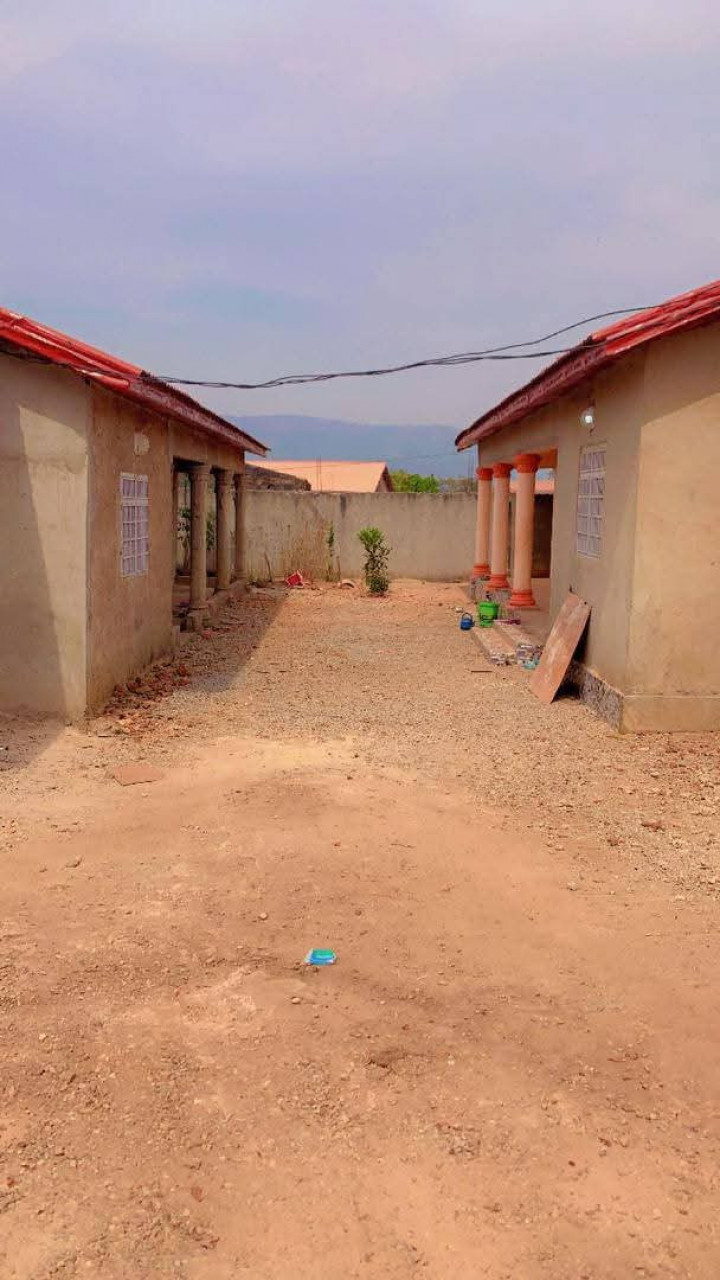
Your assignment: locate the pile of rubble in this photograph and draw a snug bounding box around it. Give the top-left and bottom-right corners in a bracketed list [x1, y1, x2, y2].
[97, 659, 193, 734]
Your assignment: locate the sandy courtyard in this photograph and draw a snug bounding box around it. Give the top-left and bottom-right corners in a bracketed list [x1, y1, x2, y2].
[1, 581, 719, 1279]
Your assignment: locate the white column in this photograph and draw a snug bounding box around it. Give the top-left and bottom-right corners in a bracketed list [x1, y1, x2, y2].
[216, 469, 233, 591]
[509, 453, 541, 607]
[473, 466, 493, 577]
[189, 462, 209, 621]
[488, 463, 512, 589]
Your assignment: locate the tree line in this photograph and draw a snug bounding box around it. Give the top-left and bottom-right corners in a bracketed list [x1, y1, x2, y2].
[390, 469, 477, 494]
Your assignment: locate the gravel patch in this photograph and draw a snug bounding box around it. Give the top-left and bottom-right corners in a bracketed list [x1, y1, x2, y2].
[89, 579, 720, 898]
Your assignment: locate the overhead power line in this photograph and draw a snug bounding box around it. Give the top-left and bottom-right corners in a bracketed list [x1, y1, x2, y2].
[158, 347, 569, 389]
[4, 303, 656, 393]
[155, 305, 654, 390]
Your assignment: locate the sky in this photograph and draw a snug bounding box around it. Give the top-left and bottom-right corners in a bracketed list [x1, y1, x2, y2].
[1, 0, 719, 439]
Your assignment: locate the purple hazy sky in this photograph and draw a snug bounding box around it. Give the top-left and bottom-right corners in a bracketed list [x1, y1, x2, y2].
[1, 0, 718, 430]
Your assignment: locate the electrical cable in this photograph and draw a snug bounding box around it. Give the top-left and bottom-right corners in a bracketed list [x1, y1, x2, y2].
[154, 347, 570, 389]
[3, 302, 656, 392]
[153, 305, 654, 390]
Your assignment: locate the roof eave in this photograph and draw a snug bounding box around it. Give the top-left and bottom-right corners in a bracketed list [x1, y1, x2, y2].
[0, 306, 269, 456]
[136, 374, 268, 456]
[455, 277, 720, 453]
[455, 344, 606, 451]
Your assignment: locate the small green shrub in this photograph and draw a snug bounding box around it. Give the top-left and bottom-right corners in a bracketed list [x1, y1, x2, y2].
[357, 526, 390, 595]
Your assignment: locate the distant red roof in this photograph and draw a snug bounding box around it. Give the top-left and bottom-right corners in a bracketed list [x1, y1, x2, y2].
[456, 279, 720, 450]
[251, 459, 394, 492]
[0, 307, 267, 456]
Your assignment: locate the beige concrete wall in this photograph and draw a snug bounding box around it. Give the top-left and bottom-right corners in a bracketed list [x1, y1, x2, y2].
[244, 491, 476, 582]
[86, 388, 175, 708]
[623, 322, 720, 730]
[169, 421, 246, 473]
[0, 354, 89, 717]
[478, 353, 646, 691]
[87, 394, 249, 709]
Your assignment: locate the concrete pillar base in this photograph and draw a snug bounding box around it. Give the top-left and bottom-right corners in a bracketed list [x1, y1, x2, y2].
[508, 588, 536, 608]
[472, 563, 490, 578]
[187, 608, 207, 632]
[488, 573, 510, 590]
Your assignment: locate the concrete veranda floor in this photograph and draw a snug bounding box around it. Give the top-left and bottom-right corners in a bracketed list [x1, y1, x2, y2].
[1, 580, 719, 1279]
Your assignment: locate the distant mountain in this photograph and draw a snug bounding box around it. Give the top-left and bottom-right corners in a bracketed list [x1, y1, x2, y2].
[234, 414, 469, 477]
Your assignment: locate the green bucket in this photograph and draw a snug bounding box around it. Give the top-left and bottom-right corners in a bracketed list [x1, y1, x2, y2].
[477, 601, 499, 627]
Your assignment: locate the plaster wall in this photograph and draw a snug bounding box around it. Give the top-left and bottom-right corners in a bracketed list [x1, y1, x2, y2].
[244, 491, 476, 582]
[0, 354, 89, 717]
[478, 354, 645, 691]
[86, 387, 174, 709]
[623, 322, 720, 730]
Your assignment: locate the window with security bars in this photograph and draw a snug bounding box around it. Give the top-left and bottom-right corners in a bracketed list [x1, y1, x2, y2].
[120, 473, 149, 576]
[576, 445, 606, 558]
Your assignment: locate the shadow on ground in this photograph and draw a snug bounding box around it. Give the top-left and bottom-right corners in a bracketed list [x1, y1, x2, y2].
[0, 712, 70, 776]
[184, 586, 290, 696]
[87, 585, 290, 734]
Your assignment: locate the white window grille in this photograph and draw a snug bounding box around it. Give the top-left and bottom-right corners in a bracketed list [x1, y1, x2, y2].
[576, 445, 606, 558]
[120, 473, 149, 576]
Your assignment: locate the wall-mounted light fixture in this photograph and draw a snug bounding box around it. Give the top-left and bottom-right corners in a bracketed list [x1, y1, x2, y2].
[580, 405, 595, 430]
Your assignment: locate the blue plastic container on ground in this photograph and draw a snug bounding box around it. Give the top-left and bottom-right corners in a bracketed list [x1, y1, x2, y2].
[304, 949, 337, 966]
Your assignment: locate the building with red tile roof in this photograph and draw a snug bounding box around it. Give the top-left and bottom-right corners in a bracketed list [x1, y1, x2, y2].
[0, 307, 267, 718]
[456, 279, 720, 731]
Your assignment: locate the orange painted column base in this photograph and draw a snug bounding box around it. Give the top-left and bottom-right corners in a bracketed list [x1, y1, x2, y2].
[488, 573, 510, 590]
[472, 562, 490, 578]
[508, 587, 536, 608]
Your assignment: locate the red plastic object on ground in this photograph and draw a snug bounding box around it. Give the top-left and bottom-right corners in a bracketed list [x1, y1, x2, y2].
[286, 571, 304, 587]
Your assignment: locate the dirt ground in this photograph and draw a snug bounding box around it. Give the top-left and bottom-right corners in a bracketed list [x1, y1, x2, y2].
[1, 580, 719, 1279]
